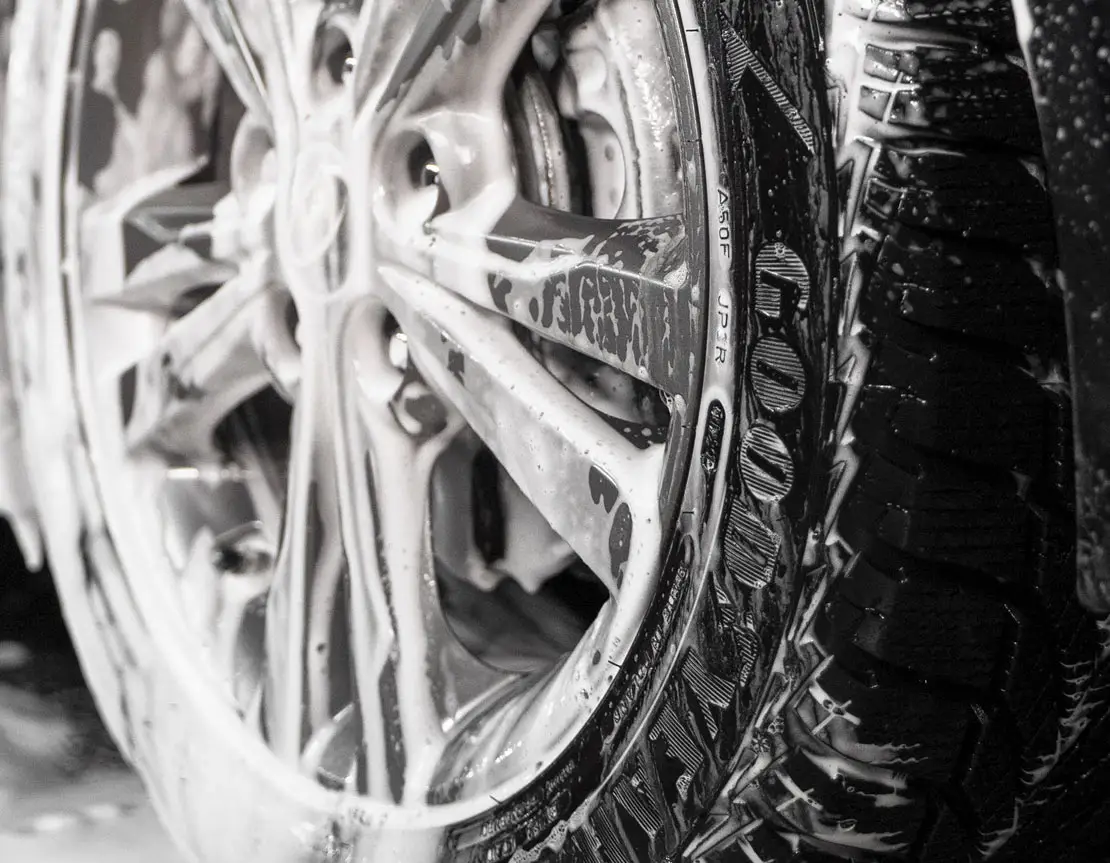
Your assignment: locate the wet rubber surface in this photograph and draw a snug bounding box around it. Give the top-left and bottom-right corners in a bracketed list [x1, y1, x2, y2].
[0, 526, 184, 862]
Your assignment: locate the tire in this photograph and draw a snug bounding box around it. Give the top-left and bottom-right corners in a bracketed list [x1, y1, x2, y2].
[1, 1, 1103, 862]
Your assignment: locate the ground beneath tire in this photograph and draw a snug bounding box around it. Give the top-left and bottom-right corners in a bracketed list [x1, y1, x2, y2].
[0, 525, 185, 863]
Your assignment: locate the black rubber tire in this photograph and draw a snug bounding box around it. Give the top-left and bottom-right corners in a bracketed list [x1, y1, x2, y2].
[682, 1, 1104, 861]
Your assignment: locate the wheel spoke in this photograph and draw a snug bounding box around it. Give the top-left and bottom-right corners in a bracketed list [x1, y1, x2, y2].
[266, 301, 508, 800]
[107, 182, 239, 314]
[263, 323, 345, 762]
[181, 0, 309, 142]
[81, 160, 235, 308]
[356, 0, 552, 115]
[381, 265, 666, 598]
[178, 0, 272, 126]
[342, 303, 509, 803]
[432, 439, 577, 595]
[428, 198, 696, 395]
[247, 0, 305, 122]
[123, 258, 276, 456]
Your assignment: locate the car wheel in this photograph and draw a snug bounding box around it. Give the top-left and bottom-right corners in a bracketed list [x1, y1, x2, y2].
[2, 0, 1099, 861]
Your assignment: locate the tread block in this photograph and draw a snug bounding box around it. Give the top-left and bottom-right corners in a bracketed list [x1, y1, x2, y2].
[838, 452, 1030, 578]
[861, 45, 1038, 148]
[860, 227, 1063, 357]
[849, 0, 1018, 45]
[821, 595, 1000, 692]
[864, 146, 1052, 251]
[997, 619, 1066, 749]
[855, 337, 1047, 472]
[808, 661, 971, 783]
[913, 802, 973, 862]
[775, 729, 929, 843]
[1030, 511, 1078, 616]
[831, 554, 1009, 689]
[1038, 393, 1076, 508]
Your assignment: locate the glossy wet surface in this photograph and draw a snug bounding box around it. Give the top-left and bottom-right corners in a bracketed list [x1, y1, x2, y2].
[0, 529, 184, 862]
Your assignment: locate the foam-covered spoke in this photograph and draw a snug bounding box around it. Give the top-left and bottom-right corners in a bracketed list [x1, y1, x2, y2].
[349, 1, 430, 113]
[263, 321, 346, 764]
[357, 0, 552, 209]
[341, 405, 458, 803]
[429, 198, 696, 395]
[123, 259, 275, 456]
[273, 302, 505, 802]
[185, 0, 308, 142]
[356, 0, 552, 115]
[105, 181, 239, 314]
[179, 0, 271, 125]
[381, 265, 666, 597]
[81, 160, 238, 313]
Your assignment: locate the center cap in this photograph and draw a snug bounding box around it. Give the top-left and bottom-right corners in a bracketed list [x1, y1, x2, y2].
[285, 141, 348, 279]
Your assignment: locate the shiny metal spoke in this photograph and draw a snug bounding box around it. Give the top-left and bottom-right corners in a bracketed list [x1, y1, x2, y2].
[349, 1, 428, 113]
[123, 258, 276, 456]
[380, 264, 666, 599]
[428, 198, 695, 394]
[250, 0, 307, 122]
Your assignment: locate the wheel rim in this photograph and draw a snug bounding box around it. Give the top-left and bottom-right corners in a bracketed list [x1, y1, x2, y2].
[63, 0, 705, 813]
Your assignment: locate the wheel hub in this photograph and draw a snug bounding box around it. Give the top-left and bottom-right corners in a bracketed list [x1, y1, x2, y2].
[285, 143, 347, 271]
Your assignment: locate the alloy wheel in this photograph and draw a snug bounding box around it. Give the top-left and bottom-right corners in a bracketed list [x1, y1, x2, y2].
[67, 0, 706, 811]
